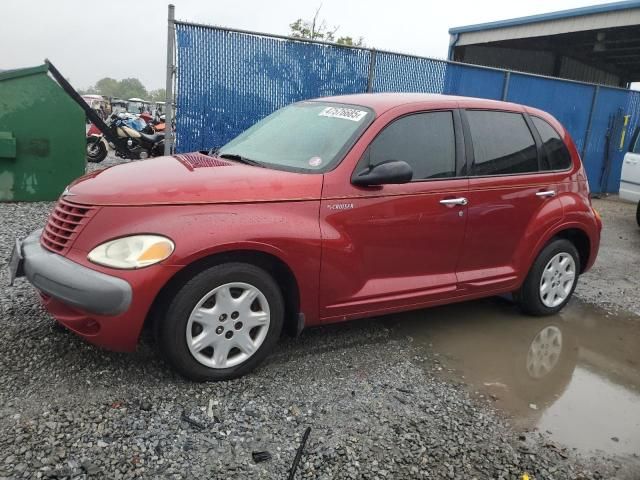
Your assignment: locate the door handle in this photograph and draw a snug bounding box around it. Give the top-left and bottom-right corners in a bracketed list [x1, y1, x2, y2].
[439, 197, 468, 206]
[536, 190, 556, 198]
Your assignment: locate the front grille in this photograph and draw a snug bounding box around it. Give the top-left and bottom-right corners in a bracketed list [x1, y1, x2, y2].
[41, 198, 97, 254]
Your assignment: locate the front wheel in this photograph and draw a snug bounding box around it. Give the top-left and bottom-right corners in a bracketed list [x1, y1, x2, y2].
[156, 263, 284, 381]
[86, 137, 107, 163]
[516, 238, 580, 316]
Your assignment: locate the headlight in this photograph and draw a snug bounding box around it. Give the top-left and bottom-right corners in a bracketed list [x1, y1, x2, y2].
[88, 235, 174, 269]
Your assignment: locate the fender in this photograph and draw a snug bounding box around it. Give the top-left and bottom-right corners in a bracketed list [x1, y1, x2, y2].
[74, 202, 323, 326]
[521, 218, 599, 284]
[510, 194, 565, 286]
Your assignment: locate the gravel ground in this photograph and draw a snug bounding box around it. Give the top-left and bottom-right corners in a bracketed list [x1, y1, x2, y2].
[0, 154, 634, 479]
[575, 196, 640, 315]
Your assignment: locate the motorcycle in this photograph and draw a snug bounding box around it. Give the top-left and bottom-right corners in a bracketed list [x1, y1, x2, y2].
[139, 112, 166, 132]
[86, 113, 165, 162]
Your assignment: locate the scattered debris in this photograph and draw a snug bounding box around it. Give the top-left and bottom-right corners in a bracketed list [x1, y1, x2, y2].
[181, 411, 205, 430]
[483, 382, 508, 389]
[544, 443, 569, 459]
[252, 451, 272, 463]
[396, 387, 414, 394]
[287, 427, 311, 480]
[528, 403, 538, 410]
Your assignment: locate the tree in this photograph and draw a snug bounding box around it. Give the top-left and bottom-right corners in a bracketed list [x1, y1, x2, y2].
[117, 78, 148, 100]
[95, 77, 120, 97]
[89, 77, 149, 99]
[289, 6, 364, 46]
[336, 36, 364, 47]
[78, 85, 97, 95]
[149, 88, 167, 102]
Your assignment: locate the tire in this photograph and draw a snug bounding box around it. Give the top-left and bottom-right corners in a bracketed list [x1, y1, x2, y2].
[516, 238, 580, 316]
[86, 137, 107, 163]
[636, 201, 640, 227]
[156, 263, 284, 381]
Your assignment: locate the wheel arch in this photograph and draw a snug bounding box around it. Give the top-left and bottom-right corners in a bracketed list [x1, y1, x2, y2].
[527, 224, 592, 277]
[551, 228, 590, 273]
[146, 249, 302, 337]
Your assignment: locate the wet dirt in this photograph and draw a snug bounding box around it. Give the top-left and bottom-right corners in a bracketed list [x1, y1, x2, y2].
[388, 297, 640, 462]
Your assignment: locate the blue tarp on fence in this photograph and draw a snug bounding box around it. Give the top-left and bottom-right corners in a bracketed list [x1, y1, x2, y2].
[174, 22, 640, 193]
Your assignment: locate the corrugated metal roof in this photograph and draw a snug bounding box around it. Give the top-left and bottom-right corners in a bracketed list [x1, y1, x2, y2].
[453, 9, 640, 46]
[449, 0, 640, 34]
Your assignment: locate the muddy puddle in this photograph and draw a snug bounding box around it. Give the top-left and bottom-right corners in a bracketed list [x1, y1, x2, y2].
[389, 298, 640, 458]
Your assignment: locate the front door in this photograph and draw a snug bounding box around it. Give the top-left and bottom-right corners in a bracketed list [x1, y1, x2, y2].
[319, 110, 469, 321]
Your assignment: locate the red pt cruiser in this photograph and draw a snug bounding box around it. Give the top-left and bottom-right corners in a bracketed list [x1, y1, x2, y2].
[11, 94, 602, 381]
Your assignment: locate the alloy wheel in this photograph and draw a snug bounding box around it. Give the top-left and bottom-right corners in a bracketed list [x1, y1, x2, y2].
[539, 253, 576, 308]
[185, 282, 270, 369]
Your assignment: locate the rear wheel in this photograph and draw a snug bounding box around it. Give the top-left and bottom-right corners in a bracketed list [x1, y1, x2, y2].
[156, 263, 284, 381]
[86, 137, 107, 163]
[516, 238, 580, 316]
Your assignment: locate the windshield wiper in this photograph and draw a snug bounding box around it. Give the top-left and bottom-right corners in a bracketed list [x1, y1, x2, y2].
[217, 152, 265, 168]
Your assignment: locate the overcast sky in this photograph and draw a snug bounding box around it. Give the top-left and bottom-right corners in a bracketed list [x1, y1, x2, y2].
[1, 0, 616, 91]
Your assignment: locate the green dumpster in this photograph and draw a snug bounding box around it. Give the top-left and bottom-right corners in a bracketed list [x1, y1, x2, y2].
[0, 64, 85, 201]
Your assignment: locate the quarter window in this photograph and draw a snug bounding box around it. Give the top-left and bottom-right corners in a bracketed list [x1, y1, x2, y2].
[467, 111, 538, 176]
[532, 116, 572, 170]
[366, 111, 456, 180]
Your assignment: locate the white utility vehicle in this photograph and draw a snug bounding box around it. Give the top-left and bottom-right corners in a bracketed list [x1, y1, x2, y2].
[620, 128, 640, 226]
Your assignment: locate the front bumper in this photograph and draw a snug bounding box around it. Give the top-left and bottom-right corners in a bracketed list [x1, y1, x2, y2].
[17, 229, 132, 316]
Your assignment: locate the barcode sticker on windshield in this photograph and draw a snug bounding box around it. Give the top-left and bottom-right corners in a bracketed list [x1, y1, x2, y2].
[319, 107, 367, 122]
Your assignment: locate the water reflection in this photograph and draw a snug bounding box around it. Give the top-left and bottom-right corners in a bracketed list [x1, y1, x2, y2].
[389, 298, 640, 457]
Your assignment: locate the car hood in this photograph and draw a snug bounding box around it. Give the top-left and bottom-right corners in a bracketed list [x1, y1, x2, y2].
[66, 153, 324, 206]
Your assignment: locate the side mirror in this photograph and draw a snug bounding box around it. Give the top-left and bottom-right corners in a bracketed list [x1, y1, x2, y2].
[352, 160, 413, 186]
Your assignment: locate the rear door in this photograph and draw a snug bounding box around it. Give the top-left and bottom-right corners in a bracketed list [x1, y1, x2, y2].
[621, 128, 640, 203]
[456, 109, 563, 293]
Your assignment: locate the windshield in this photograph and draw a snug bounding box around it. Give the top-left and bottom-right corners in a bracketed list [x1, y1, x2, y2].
[217, 102, 373, 172]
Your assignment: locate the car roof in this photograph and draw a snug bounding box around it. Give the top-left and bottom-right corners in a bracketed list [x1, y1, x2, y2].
[313, 92, 526, 116]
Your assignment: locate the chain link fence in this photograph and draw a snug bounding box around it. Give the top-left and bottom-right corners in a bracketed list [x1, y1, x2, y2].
[171, 20, 640, 193]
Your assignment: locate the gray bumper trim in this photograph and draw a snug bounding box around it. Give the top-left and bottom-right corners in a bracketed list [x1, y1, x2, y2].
[21, 229, 132, 316]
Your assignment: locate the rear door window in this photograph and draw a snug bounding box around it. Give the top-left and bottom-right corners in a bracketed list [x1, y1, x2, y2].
[532, 116, 572, 170]
[466, 110, 539, 176]
[366, 111, 456, 180]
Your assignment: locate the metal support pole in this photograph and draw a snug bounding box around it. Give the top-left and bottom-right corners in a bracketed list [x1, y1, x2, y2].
[501, 71, 511, 101]
[581, 85, 600, 160]
[366, 50, 377, 93]
[164, 4, 175, 155]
